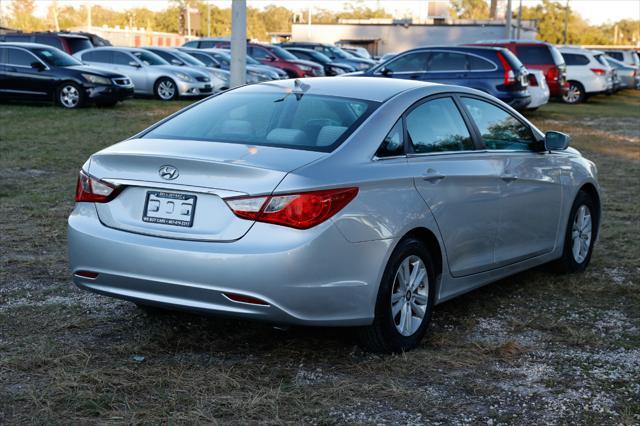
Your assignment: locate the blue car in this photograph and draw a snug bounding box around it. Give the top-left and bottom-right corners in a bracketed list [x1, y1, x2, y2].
[357, 46, 531, 110]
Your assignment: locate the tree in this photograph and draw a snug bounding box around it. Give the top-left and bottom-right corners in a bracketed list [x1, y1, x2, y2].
[450, 0, 490, 20]
[7, 0, 44, 31]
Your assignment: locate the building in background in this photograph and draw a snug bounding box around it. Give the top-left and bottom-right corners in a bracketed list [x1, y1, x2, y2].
[291, 18, 538, 56]
[70, 25, 188, 47]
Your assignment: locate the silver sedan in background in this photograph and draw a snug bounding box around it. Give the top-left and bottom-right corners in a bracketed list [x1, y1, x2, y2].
[74, 47, 214, 100]
[68, 78, 601, 353]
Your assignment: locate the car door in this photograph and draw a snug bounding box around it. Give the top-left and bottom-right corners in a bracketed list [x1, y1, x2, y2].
[459, 96, 563, 266]
[375, 51, 429, 81]
[424, 51, 469, 84]
[4, 47, 52, 100]
[111, 51, 148, 93]
[405, 96, 502, 277]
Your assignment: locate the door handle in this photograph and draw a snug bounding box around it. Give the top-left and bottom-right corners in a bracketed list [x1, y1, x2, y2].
[422, 169, 445, 183]
[501, 174, 518, 183]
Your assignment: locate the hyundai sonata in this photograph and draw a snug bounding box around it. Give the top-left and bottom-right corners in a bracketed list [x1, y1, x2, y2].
[68, 77, 600, 353]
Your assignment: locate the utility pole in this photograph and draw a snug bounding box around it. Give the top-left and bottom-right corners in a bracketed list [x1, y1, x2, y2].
[86, 1, 92, 31]
[230, 0, 246, 88]
[505, 0, 512, 39]
[516, 0, 522, 39]
[563, 0, 569, 45]
[490, 0, 498, 19]
[52, 0, 60, 31]
[207, 1, 211, 37]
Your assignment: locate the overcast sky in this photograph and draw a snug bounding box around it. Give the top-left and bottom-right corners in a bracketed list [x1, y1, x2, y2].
[11, 0, 640, 26]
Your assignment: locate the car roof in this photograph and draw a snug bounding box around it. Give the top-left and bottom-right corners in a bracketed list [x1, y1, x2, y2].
[256, 76, 449, 103]
[559, 46, 601, 55]
[409, 45, 504, 52]
[473, 39, 550, 45]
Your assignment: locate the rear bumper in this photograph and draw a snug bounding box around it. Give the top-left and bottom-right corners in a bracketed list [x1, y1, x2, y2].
[68, 203, 390, 326]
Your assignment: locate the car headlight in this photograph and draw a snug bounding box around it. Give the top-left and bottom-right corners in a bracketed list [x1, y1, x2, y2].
[298, 65, 312, 71]
[211, 69, 229, 81]
[175, 72, 192, 82]
[332, 67, 345, 75]
[82, 73, 111, 85]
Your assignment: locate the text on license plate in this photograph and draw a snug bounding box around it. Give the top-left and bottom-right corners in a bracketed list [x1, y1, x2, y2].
[142, 191, 197, 228]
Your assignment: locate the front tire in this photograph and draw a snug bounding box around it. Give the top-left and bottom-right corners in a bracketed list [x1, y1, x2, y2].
[57, 82, 84, 109]
[553, 191, 598, 273]
[357, 237, 435, 353]
[562, 81, 586, 104]
[154, 77, 178, 101]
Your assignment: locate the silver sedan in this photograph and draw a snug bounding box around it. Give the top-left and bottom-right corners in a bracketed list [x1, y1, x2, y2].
[74, 47, 214, 100]
[68, 77, 601, 353]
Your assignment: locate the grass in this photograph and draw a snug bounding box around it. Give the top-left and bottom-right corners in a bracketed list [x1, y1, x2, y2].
[1, 92, 639, 424]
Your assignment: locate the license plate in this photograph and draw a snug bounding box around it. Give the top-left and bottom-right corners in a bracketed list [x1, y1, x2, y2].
[142, 191, 197, 228]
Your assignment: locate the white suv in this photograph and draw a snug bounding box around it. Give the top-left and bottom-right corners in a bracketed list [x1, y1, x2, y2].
[559, 47, 613, 104]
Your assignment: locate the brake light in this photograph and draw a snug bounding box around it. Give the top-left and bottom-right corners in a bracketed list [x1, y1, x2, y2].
[590, 68, 606, 76]
[547, 66, 559, 81]
[497, 52, 515, 85]
[225, 187, 358, 229]
[75, 169, 119, 203]
[528, 73, 539, 86]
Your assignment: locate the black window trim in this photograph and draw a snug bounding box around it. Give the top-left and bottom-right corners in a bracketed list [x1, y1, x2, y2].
[373, 49, 498, 76]
[456, 93, 545, 153]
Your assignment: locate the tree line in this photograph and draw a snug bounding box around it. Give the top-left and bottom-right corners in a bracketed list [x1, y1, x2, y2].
[4, 0, 638, 46]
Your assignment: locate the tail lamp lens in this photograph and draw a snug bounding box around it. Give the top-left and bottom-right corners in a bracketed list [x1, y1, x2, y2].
[75, 170, 119, 203]
[590, 68, 606, 76]
[496, 52, 516, 85]
[226, 187, 358, 229]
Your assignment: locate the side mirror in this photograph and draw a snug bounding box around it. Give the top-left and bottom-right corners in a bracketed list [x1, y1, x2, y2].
[380, 67, 392, 76]
[544, 131, 570, 151]
[31, 61, 45, 71]
[128, 60, 141, 68]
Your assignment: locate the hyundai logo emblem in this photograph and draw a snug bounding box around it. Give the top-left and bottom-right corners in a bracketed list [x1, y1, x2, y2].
[159, 165, 179, 180]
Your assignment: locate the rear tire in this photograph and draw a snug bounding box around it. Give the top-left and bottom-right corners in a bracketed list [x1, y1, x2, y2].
[562, 81, 586, 104]
[154, 77, 178, 100]
[552, 191, 598, 274]
[357, 237, 435, 353]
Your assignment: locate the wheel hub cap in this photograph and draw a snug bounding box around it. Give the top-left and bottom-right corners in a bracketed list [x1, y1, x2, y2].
[391, 255, 429, 337]
[571, 204, 592, 263]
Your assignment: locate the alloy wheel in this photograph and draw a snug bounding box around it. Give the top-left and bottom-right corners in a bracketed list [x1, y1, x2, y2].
[571, 204, 592, 263]
[563, 84, 582, 104]
[60, 85, 80, 108]
[157, 80, 176, 100]
[390, 255, 429, 336]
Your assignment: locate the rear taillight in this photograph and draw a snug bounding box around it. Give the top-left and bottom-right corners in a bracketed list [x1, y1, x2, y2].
[75, 169, 119, 203]
[225, 187, 358, 230]
[590, 68, 607, 76]
[547, 66, 559, 81]
[497, 52, 516, 85]
[528, 74, 539, 86]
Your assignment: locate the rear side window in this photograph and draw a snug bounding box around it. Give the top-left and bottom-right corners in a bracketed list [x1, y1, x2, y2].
[406, 97, 474, 153]
[82, 50, 112, 63]
[461, 97, 536, 151]
[428, 52, 467, 71]
[7, 48, 36, 66]
[594, 54, 608, 67]
[468, 55, 495, 71]
[4, 35, 31, 42]
[376, 119, 404, 158]
[562, 53, 590, 66]
[515, 45, 553, 65]
[183, 41, 199, 48]
[199, 40, 217, 48]
[605, 51, 623, 61]
[143, 87, 379, 152]
[0, 48, 7, 64]
[65, 37, 92, 53]
[383, 52, 428, 73]
[35, 35, 63, 50]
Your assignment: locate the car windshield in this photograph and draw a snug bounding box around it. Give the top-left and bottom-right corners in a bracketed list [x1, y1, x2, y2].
[330, 46, 352, 59]
[212, 51, 231, 65]
[32, 47, 81, 67]
[305, 51, 330, 64]
[132, 50, 168, 66]
[143, 85, 379, 152]
[174, 50, 204, 66]
[270, 46, 298, 60]
[245, 55, 260, 65]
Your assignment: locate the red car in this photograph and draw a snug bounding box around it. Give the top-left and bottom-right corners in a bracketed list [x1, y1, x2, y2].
[467, 40, 569, 98]
[184, 39, 324, 78]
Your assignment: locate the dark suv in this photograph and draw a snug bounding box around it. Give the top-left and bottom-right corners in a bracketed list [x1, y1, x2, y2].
[468, 40, 568, 98]
[0, 32, 93, 54]
[183, 39, 323, 78]
[359, 46, 531, 110]
[279, 42, 376, 71]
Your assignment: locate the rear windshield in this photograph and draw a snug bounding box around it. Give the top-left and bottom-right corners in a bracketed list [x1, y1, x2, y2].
[65, 37, 92, 53]
[143, 86, 378, 152]
[516, 44, 564, 65]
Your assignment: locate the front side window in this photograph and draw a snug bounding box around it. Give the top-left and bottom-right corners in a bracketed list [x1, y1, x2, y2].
[428, 52, 468, 71]
[605, 51, 623, 61]
[7, 48, 37, 67]
[376, 119, 404, 158]
[113, 51, 134, 65]
[461, 97, 536, 150]
[249, 46, 272, 60]
[382, 52, 428, 73]
[83, 50, 112, 63]
[562, 53, 589, 66]
[34, 36, 63, 50]
[143, 86, 379, 152]
[406, 97, 474, 153]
